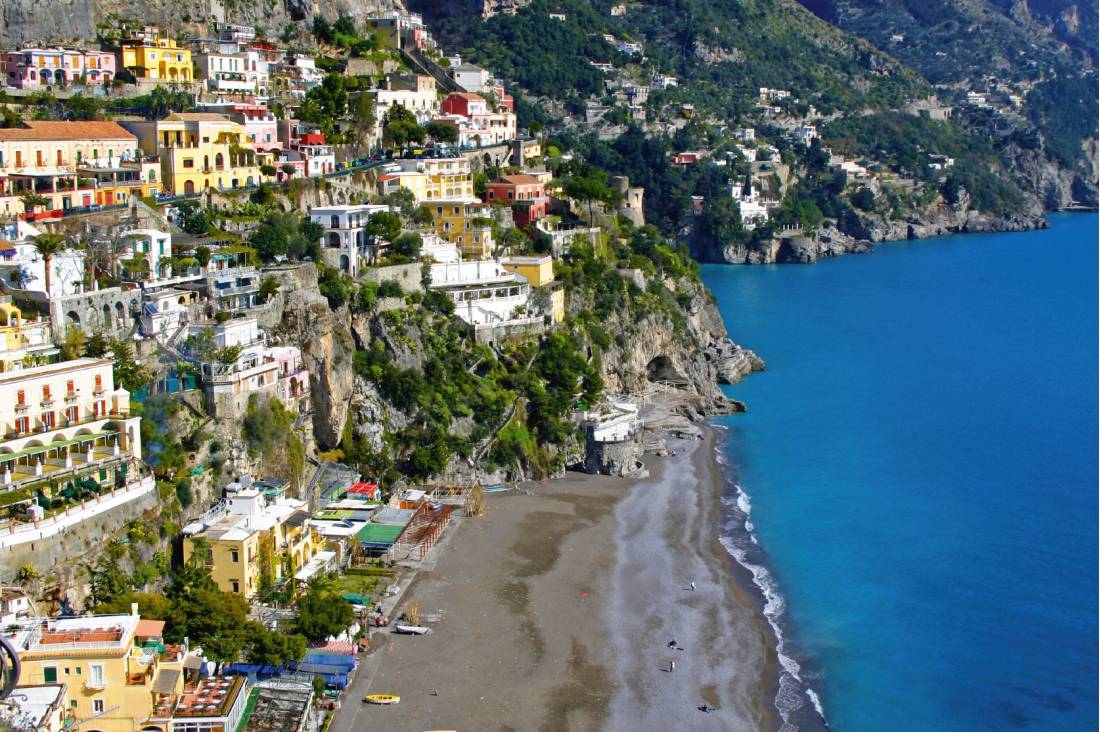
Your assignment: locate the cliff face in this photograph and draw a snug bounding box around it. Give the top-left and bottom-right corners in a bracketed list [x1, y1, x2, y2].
[596, 277, 764, 415]
[696, 194, 1052, 265]
[0, 0, 402, 47]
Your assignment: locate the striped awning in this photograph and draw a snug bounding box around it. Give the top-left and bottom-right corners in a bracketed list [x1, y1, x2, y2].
[0, 431, 117, 463]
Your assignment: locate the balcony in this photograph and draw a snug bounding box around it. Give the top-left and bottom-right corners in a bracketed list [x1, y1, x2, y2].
[64, 392, 79, 403]
[40, 398, 54, 408]
[14, 404, 28, 415]
[84, 679, 108, 691]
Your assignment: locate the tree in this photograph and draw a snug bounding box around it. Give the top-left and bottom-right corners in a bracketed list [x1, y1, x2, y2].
[295, 580, 355, 642]
[60, 327, 86, 360]
[352, 93, 376, 137]
[366, 211, 402, 243]
[109, 337, 151, 392]
[381, 105, 424, 149]
[20, 193, 49, 215]
[281, 163, 296, 177]
[850, 187, 876, 212]
[698, 196, 744, 244]
[260, 164, 278, 177]
[246, 624, 307, 665]
[31, 233, 68, 295]
[390, 232, 422, 260]
[259, 275, 280, 302]
[424, 121, 458, 144]
[563, 167, 612, 223]
[194, 246, 212, 268]
[312, 15, 334, 44]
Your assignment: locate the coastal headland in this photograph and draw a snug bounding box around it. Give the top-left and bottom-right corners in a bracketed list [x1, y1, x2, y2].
[338, 430, 777, 732]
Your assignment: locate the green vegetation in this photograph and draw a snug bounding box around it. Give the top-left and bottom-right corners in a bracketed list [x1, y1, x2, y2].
[1027, 76, 1099, 173]
[249, 212, 324, 262]
[95, 558, 306, 665]
[821, 112, 1026, 214]
[295, 577, 356, 642]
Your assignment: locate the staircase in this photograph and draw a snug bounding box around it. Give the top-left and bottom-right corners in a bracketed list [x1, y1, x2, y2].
[400, 48, 462, 94]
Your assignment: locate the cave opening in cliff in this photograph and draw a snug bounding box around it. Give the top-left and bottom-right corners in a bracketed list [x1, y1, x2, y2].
[646, 355, 681, 384]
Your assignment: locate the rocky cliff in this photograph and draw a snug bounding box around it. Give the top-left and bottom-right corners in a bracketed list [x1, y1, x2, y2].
[696, 195, 1052, 265]
[0, 0, 402, 47]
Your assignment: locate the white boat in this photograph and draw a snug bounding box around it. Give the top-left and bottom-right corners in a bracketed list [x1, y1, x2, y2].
[394, 624, 433, 635]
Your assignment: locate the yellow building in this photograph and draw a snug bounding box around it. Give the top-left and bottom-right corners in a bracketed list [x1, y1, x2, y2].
[10, 608, 186, 732]
[502, 255, 564, 323]
[121, 113, 268, 195]
[0, 295, 58, 372]
[501, 255, 553, 287]
[182, 483, 322, 598]
[428, 200, 493, 259]
[119, 26, 193, 82]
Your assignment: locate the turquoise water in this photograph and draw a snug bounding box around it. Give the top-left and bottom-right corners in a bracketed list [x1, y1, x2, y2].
[704, 214, 1098, 732]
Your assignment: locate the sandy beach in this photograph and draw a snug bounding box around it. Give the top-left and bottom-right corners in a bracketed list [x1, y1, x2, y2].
[335, 428, 776, 732]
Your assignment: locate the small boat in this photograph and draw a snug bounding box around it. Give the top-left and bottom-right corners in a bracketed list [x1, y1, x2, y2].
[394, 624, 433, 635]
[364, 694, 401, 705]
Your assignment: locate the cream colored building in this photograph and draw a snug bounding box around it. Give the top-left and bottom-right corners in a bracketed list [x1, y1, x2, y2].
[0, 357, 141, 493]
[0, 121, 145, 216]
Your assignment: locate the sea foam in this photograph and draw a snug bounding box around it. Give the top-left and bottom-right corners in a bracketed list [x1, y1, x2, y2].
[718, 482, 828, 731]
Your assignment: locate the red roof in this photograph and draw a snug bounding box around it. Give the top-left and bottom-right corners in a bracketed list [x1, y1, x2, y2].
[136, 619, 166, 637]
[0, 121, 135, 141]
[347, 482, 379, 494]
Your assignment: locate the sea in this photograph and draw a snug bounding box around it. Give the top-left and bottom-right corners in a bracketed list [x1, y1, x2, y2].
[703, 213, 1098, 732]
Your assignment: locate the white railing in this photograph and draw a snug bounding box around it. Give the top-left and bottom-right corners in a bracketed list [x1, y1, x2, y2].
[0, 476, 155, 550]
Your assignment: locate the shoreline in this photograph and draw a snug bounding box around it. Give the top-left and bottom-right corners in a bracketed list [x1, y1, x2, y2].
[336, 427, 783, 731]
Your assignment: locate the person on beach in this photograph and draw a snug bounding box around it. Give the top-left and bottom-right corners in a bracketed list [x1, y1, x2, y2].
[691, 581, 696, 591]
[670, 661, 676, 672]
[668, 640, 677, 649]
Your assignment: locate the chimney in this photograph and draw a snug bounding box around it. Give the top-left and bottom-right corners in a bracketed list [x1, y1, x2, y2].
[130, 602, 139, 617]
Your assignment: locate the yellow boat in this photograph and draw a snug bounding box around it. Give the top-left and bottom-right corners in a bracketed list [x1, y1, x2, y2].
[363, 694, 401, 705]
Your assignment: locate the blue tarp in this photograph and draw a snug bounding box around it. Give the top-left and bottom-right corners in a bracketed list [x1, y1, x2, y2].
[304, 653, 357, 670]
[288, 661, 346, 676]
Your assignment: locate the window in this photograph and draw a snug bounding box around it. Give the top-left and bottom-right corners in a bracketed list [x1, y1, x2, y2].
[42, 411, 55, 430]
[69, 700, 77, 709]
[89, 664, 104, 687]
[182, 158, 194, 169]
[231, 549, 239, 562]
[66, 380, 74, 396]
[16, 389, 24, 406]
[94, 374, 102, 391]
[44, 666, 57, 683]
[231, 580, 239, 593]
[42, 385, 50, 400]
[66, 406, 79, 423]
[14, 416, 29, 434]
[92, 699, 104, 713]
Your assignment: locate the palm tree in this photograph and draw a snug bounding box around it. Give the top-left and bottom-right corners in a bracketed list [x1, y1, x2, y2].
[31, 233, 69, 296]
[20, 193, 49, 216]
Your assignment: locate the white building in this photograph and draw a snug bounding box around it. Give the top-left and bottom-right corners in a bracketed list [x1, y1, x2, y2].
[452, 62, 491, 93]
[310, 204, 393, 275]
[195, 49, 270, 96]
[420, 233, 460, 263]
[793, 124, 818, 145]
[140, 288, 194, 343]
[186, 318, 308, 418]
[0, 221, 85, 299]
[121, 229, 173, 283]
[731, 182, 770, 230]
[428, 260, 531, 327]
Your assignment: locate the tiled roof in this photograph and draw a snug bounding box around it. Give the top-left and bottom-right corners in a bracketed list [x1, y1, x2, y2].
[497, 174, 540, 186]
[0, 121, 136, 141]
[164, 112, 233, 122]
[446, 92, 485, 101]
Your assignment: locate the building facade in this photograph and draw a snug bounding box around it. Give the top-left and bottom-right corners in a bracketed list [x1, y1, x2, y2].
[119, 26, 193, 82]
[122, 113, 266, 195]
[2, 48, 116, 89]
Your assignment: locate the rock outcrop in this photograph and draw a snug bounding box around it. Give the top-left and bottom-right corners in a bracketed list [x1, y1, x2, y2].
[0, 0, 402, 47]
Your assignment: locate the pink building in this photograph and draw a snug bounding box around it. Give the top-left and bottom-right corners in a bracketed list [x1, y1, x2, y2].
[270, 346, 309, 406]
[3, 48, 116, 89]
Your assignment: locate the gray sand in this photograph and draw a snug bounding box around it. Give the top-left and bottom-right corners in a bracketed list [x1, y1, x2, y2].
[333, 429, 774, 732]
[607, 434, 774, 731]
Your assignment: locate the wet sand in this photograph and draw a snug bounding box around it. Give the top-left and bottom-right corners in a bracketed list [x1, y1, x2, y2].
[344, 428, 775, 732]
